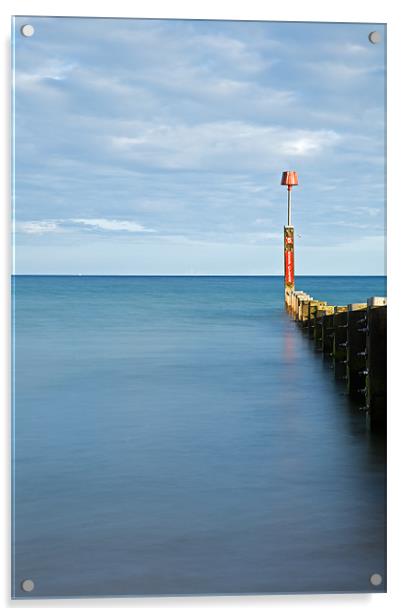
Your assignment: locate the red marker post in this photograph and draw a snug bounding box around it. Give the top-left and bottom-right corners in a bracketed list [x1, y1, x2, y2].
[284, 228, 294, 286]
[281, 171, 298, 306]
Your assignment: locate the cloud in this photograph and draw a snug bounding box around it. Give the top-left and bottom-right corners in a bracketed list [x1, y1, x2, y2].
[332, 205, 382, 217]
[281, 132, 340, 156]
[14, 220, 62, 234]
[110, 122, 341, 171]
[344, 43, 369, 55]
[16, 60, 78, 94]
[14, 218, 155, 235]
[70, 218, 155, 232]
[190, 33, 274, 73]
[303, 59, 383, 83]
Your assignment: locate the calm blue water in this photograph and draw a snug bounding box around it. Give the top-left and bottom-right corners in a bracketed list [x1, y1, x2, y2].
[12, 276, 387, 598]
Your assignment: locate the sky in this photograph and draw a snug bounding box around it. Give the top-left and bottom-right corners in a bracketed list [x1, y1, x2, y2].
[12, 17, 386, 275]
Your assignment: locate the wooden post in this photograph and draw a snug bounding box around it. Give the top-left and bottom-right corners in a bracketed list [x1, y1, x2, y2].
[295, 293, 309, 322]
[300, 299, 311, 328]
[293, 291, 306, 321]
[347, 303, 368, 401]
[308, 301, 327, 339]
[285, 286, 293, 312]
[322, 311, 336, 357]
[367, 297, 387, 308]
[298, 295, 312, 323]
[315, 306, 334, 351]
[333, 307, 349, 380]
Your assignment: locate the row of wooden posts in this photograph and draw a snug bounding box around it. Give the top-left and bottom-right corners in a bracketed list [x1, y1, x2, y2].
[284, 288, 387, 432]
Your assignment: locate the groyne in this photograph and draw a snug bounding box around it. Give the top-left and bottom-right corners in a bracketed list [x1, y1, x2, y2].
[285, 288, 387, 433]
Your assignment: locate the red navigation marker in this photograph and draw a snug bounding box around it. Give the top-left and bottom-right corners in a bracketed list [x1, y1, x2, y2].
[281, 171, 298, 293]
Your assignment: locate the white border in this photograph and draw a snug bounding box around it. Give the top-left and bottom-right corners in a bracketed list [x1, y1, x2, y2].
[2, 1, 404, 614]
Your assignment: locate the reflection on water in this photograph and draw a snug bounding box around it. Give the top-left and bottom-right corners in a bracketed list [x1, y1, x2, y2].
[12, 276, 386, 597]
[282, 327, 297, 363]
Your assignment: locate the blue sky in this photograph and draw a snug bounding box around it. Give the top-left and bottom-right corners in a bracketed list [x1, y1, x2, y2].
[13, 17, 386, 275]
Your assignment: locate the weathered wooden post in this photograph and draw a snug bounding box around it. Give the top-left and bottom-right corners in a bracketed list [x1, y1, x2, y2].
[308, 300, 327, 338]
[292, 291, 304, 318]
[333, 307, 349, 379]
[295, 293, 308, 321]
[298, 295, 312, 323]
[281, 171, 298, 307]
[294, 292, 307, 319]
[322, 311, 336, 357]
[315, 306, 334, 351]
[347, 303, 368, 401]
[285, 286, 293, 312]
[300, 299, 311, 328]
[322, 305, 345, 361]
[365, 298, 387, 432]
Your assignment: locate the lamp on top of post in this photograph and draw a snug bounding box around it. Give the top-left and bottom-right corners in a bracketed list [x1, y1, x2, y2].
[281, 171, 298, 227]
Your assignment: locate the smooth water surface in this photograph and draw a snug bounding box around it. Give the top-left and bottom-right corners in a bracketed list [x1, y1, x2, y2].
[12, 276, 387, 597]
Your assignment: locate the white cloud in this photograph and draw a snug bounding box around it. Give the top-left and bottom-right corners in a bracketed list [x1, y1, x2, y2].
[304, 60, 383, 82]
[16, 61, 77, 89]
[14, 218, 155, 234]
[281, 132, 340, 155]
[110, 122, 341, 171]
[332, 205, 382, 217]
[14, 220, 61, 234]
[191, 33, 273, 73]
[344, 43, 369, 55]
[70, 218, 155, 232]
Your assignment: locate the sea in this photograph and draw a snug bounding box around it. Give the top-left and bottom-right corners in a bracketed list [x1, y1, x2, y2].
[12, 275, 387, 598]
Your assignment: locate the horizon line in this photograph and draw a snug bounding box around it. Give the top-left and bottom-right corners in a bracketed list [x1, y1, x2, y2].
[11, 274, 387, 277]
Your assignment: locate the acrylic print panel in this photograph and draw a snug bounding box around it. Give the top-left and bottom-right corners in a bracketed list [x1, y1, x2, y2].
[12, 16, 387, 599]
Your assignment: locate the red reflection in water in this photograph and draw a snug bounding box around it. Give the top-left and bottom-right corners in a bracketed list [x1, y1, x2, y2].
[283, 328, 296, 363]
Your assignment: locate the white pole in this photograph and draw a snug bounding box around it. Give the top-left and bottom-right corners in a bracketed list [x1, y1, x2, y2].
[287, 190, 292, 226]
